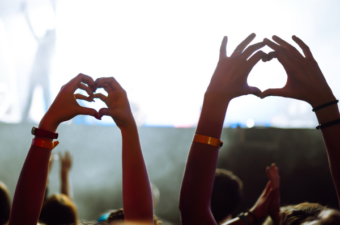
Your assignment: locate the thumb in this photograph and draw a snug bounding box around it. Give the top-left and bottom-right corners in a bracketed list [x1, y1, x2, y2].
[79, 107, 101, 120]
[98, 108, 113, 118]
[248, 86, 262, 97]
[261, 88, 288, 99]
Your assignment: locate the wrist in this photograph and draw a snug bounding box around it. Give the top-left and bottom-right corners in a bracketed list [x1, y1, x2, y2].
[61, 171, 69, 180]
[314, 104, 340, 124]
[309, 92, 336, 109]
[249, 208, 264, 221]
[39, 113, 59, 133]
[119, 119, 138, 133]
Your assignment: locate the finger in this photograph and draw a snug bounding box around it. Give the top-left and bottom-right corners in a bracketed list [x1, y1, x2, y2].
[98, 108, 114, 118]
[95, 77, 123, 91]
[248, 86, 261, 98]
[70, 73, 95, 92]
[265, 51, 278, 61]
[77, 83, 94, 97]
[273, 35, 303, 57]
[78, 107, 101, 120]
[219, 36, 228, 59]
[272, 35, 294, 49]
[247, 50, 266, 67]
[231, 33, 256, 57]
[241, 42, 265, 59]
[263, 38, 281, 51]
[261, 88, 289, 99]
[74, 94, 95, 102]
[292, 35, 314, 59]
[65, 151, 71, 160]
[266, 166, 273, 180]
[263, 181, 272, 196]
[94, 93, 109, 103]
[58, 152, 63, 161]
[266, 51, 295, 69]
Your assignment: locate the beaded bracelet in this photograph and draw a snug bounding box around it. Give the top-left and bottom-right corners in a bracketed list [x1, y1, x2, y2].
[312, 100, 338, 112]
[316, 118, 340, 130]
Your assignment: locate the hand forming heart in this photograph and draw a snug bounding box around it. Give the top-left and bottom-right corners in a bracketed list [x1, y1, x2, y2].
[39, 74, 135, 132]
[39, 34, 336, 133]
[93, 77, 135, 129]
[207, 33, 266, 100]
[261, 35, 335, 108]
[206, 33, 335, 110]
[39, 73, 101, 133]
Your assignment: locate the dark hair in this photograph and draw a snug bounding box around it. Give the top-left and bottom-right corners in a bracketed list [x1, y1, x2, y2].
[280, 203, 326, 225]
[0, 182, 10, 225]
[39, 193, 78, 225]
[264, 202, 340, 225]
[107, 209, 162, 225]
[210, 169, 243, 223]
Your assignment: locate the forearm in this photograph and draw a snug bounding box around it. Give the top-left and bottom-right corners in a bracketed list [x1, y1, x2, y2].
[315, 104, 340, 205]
[179, 93, 230, 224]
[9, 145, 52, 225]
[61, 172, 71, 198]
[120, 121, 153, 223]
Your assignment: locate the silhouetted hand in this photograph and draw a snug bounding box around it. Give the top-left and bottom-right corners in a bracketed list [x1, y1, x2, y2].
[39, 73, 100, 132]
[59, 151, 72, 175]
[262, 35, 336, 108]
[266, 164, 281, 225]
[94, 77, 135, 129]
[249, 180, 274, 221]
[206, 33, 266, 100]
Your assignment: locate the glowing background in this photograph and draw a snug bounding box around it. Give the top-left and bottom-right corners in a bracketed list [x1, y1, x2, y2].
[1, 0, 340, 127]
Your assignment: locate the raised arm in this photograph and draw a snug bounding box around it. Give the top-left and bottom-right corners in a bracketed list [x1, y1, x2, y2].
[60, 151, 73, 199]
[262, 36, 340, 206]
[179, 33, 266, 225]
[94, 77, 153, 224]
[9, 74, 99, 225]
[223, 164, 280, 225]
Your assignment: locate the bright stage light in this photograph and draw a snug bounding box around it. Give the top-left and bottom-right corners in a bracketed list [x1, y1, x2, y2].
[1, 0, 340, 127]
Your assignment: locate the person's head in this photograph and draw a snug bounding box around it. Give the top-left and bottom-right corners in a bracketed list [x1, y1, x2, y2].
[0, 182, 10, 225]
[264, 202, 340, 225]
[107, 209, 162, 225]
[279, 203, 326, 225]
[210, 169, 243, 224]
[39, 193, 78, 225]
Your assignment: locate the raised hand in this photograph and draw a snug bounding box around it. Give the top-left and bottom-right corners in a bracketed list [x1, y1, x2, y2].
[59, 151, 73, 198]
[207, 33, 266, 100]
[93, 77, 135, 128]
[59, 151, 72, 174]
[262, 35, 336, 108]
[266, 164, 281, 225]
[249, 181, 274, 221]
[39, 73, 100, 132]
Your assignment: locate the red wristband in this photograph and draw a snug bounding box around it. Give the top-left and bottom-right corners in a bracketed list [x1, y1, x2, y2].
[31, 127, 58, 139]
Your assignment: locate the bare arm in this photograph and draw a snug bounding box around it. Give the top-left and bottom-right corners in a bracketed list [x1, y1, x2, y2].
[95, 77, 153, 224]
[179, 34, 266, 224]
[9, 74, 99, 225]
[60, 151, 73, 198]
[262, 35, 340, 206]
[9, 143, 52, 225]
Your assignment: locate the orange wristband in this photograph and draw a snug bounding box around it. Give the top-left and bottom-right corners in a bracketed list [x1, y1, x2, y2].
[32, 138, 59, 150]
[193, 134, 223, 148]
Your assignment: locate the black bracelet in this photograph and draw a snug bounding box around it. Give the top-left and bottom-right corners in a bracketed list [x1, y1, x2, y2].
[312, 100, 338, 112]
[237, 213, 252, 225]
[316, 118, 340, 130]
[247, 211, 258, 223]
